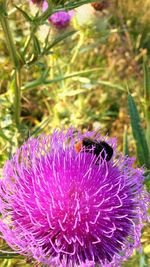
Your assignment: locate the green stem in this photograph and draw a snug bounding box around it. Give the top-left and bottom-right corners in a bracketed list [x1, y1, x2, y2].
[0, 3, 21, 128]
[14, 69, 21, 127]
[23, 34, 32, 54]
[23, 24, 38, 54]
[0, 11, 19, 68]
[22, 68, 103, 91]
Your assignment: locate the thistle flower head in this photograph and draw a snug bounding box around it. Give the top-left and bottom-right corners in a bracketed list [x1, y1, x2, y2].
[0, 128, 149, 267]
[43, 1, 74, 29]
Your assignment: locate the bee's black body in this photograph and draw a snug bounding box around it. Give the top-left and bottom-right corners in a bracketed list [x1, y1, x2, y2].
[82, 138, 113, 162]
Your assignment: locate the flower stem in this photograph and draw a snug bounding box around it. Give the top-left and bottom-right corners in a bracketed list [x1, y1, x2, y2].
[0, 3, 19, 68]
[14, 69, 21, 127]
[0, 2, 21, 128]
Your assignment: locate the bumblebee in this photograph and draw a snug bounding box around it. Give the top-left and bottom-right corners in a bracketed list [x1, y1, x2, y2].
[75, 137, 113, 162]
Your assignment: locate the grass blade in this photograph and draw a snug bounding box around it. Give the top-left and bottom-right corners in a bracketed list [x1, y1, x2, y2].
[123, 126, 129, 156]
[128, 93, 150, 168]
[143, 63, 150, 150]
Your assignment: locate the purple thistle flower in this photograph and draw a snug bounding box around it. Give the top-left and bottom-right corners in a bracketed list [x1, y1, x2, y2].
[0, 128, 149, 267]
[42, 1, 74, 29]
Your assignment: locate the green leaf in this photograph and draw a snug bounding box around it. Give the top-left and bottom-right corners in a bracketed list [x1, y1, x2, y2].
[44, 30, 76, 53]
[123, 126, 129, 156]
[128, 93, 150, 168]
[143, 63, 150, 150]
[144, 63, 150, 102]
[32, 35, 41, 55]
[14, 5, 32, 22]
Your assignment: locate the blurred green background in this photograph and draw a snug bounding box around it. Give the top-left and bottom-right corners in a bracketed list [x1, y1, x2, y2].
[0, 0, 150, 266]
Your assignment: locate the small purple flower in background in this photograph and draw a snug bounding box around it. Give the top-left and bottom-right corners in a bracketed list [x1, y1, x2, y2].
[48, 10, 74, 29]
[43, 1, 74, 29]
[0, 128, 149, 267]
